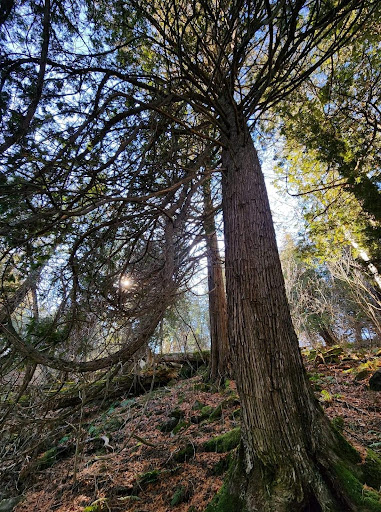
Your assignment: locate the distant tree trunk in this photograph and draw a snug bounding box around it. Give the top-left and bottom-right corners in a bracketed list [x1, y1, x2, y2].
[31, 283, 39, 321]
[203, 178, 230, 381]
[0, 267, 42, 323]
[317, 323, 339, 347]
[215, 100, 366, 511]
[159, 319, 164, 355]
[354, 322, 366, 346]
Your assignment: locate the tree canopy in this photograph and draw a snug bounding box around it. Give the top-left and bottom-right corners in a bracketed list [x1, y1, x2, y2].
[1, 1, 381, 510]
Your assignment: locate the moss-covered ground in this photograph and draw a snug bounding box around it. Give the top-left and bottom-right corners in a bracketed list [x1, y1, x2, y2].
[3, 346, 380, 512]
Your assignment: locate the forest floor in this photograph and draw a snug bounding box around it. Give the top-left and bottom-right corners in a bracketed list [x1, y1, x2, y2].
[7, 347, 381, 512]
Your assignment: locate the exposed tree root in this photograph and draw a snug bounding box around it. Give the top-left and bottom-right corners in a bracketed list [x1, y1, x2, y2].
[206, 436, 381, 512]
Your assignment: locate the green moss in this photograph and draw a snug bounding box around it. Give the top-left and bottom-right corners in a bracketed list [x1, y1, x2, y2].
[192, 400, 206, 410]
[210, 454, 232, 476]
[171, 408, 185, 419]
[320, 389, 333, 402]
[224, 379, 231, 389]
[205, 481, 244, 512]
[335, 462, 381, 511]
[355, 369, 372, 381]
[203, 428, 241, 453]
[83, 498, 108, 512]
[306, 349, 317, 361]
[200, 405, 214, 417]
[179, 365, 195, 379]
[192, 403, 224, 423]
[362, 450, 381, 490]
[196, 364, 209, 379]
[172, 420, 188, 434]
[331, 416, 345, 433]
[116, 495, 140, 503]
[90, 379, 106, 388]
[193, 382, 211, 392]
[104, 416, 123, 432]
[322, 346, 344, 363]
[120, 398, 136, 408]
[222, 394, 240, 406]
[137, 470, 160, 486]
[173, 443, 195, 462]
[58, 435, 71, 445]
[36, 447, 57, 469]
[170, 486, 188, 506]
[60, 382, 77, 393]
[334, 430, 362, 465]
[209, 404, 223, 421]
[87, 424, 101, 436]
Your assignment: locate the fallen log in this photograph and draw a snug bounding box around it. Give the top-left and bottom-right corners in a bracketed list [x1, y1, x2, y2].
[1, 365, 180, 412]
[46, 366, 180, 411]
[158, 351, 210, 365]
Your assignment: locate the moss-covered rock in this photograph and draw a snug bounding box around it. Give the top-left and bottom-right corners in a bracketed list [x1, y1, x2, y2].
[0, 497, 22, 512]
[355, 369, 372, 381]
[36, 447, 57, 470]
[331, 416, 345, 433]
[203, 428, 241, 453]
[200, 405, 214, 417]
[369, 370, 381, 391]
[190, 403, 225, 424]
[172, 420, 189, 434]
[171, 408, 185, 419]
[104, 416, 123, 432]
[323, 346, 344, 363]
[334, 462, 381, 511]
[159, 416, 180, 433]
[362, 450, 381, 490]
[209, 404, 223, 421]
[173, 443, 195, 462]
[205, 480, 244, 512]
[334, 430, 362, 465]
[221, 394, 240, 406]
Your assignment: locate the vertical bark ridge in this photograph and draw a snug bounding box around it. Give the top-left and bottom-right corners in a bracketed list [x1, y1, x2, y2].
[219, 100, 357, 510]
[203, 178, 230, 381]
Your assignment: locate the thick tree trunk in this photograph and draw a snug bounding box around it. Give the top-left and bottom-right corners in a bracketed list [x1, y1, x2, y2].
[216, 102, 367, 511]
[318, 325, 339, 347]
[203, 179, 230, 381]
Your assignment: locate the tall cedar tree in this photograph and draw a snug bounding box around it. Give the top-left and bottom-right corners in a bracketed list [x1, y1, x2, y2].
[121, 2, 379, 509]
[1, 0, 381, 509]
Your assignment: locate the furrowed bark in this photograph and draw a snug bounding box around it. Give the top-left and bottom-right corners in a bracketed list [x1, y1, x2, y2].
[203, 178, 230, 381]
[217, 99, 366, 511]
